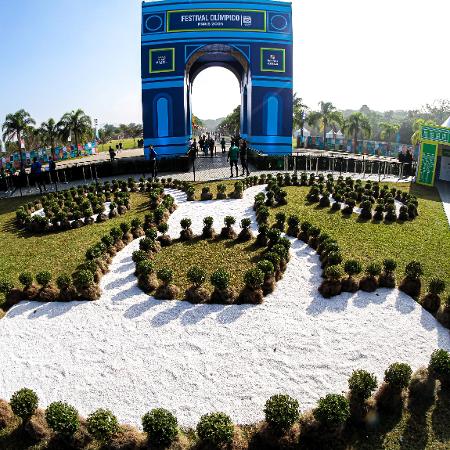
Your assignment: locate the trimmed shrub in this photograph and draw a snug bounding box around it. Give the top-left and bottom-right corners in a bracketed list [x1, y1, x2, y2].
[428, 278, 446, 296]
[429, 349, 450, 381]
[257, 260, 275, 276]
[344, 260, 362, 277]
[244, 268, 265, 290]
[87, 409, 119, 442]
[36, 272, 52, 288]
[132, 250, 148, 264]
[196, 412, 234, 447]
[314, 394, 350, 428]
[324, 265, 343, 281]
[224, 216, 236, 227]
[264, 394, 300, 432]
[145, 227, 158, 241]
[0, 278, 14, 295]
[211, 269, 230, 291]
[383, 259, 397, 273]
[10, 388, 38, 422]
[348, 370, 377, 400]
[405, 261, 423, 280]
[45, 402, 80, 436]
[19, 272, 33, 288]
[142, 408, 178, 447]
[366, 262, 382, 277]
[56, 274, 72, 291]
[157, 268, 173, 285]
[136, 260, 154, 277]
[384, 363, 412, 390]
[72, 270, 95, 289]
[187, 266, 207, 287]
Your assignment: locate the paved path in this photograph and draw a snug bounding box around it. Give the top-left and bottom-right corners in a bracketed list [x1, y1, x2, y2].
[437, 181, 450, 227]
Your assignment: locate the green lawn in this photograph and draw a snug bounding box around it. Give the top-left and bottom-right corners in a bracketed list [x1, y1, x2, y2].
[97, 138, 138, 153]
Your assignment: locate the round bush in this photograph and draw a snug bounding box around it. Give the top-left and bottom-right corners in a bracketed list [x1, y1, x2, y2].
[142, 408, 178, 446]
[131, 217, 142, 229]
[405, 261, 423, 280]
[120, 222, 131, 234]
[344, 260, 362, 277]
[241, 218, 252, 229]
[36, 271, 52, 288]
[210, 269, 230, 291]
[203, 216, 214, 227]
[180, 218, 192, 230]
[314, 394, 350, 428]
[384, 363, 412, 389]
[383, 259, 397, 273]
[264, 252, 281, 270]
[257, 260, 275, 276]
[187, 266, 207, 287]
[244, 268, 264, 289]
[157, 222, 169, 234]
[19, 272, 33, 288]
[110, 227, 122, 241]
[72, 270, 95, 289]
[279, 237, 292, 251]
[268, 228, 281, 244]
[428, 278, 446, 295]
[272, 244, 289, 260]
[0, 278, 14, 295]
[101, 235, 115, 248]
[224, 216, 236, 227]
[326, 251, 343, 267]
[45, 402, 80, 435]
[287, 215, 300, 227]
[145, 227, 158, 241]
[324, 265, 343, 281]
[264, 394, 300, 432]
[132, 250, 148, 264]
[136, 260, 154, 277]
[196, 412, 234, 446]
[10, 388, 38, 421]
[348, 370, 377, 400]
[87, 409, 119, 442]
[56, 274, 72, 291]
[429, 349, 450, 379]
[366, 262, 382, 277]
[157, 268, 173, 285]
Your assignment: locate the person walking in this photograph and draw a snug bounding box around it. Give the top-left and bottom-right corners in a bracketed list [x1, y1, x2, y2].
[239, 139, 250, 177]
[221, 137, 226, 153]
[31, 157, 46, 193]
[227, 142, 239, 178]
[48, 157, 57, 190]
[149, 145, 158, 180]
[209, 138, 214, 158]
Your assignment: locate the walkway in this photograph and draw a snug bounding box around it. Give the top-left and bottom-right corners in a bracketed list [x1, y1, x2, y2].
[437, 181, 450, 227]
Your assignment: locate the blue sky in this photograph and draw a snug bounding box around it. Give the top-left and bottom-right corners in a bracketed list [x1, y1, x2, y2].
[1, 0, 449, 126]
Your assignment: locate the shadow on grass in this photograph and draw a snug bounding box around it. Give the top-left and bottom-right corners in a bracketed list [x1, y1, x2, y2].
[431, 387, 450, 443]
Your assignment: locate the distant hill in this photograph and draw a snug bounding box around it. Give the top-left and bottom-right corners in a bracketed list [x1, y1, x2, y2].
[200, 117, 225, 131]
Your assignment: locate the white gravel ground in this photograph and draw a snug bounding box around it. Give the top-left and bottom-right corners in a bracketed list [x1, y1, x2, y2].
[0, 185, 449, 428]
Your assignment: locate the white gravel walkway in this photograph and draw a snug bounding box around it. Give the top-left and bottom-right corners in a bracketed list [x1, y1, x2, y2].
[0, 185, 449, 428]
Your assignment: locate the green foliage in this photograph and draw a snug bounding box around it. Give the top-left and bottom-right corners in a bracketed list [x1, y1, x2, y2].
[327, 251, 343, 266]
[428, 278, 446, 295]
[264, 394, 300, 432]
[383, 259, 397, 273]
[264, 252, 281, 270]
[136, 260, 154, 277]
[157, 222, 169, 234]
[132, 250, 148, 264]
[87, 409, 119, 442]
[384, 363, 412, 389]
[10, 388, 38, 421]
[203, 216, 214, 227]
[119, 222, 131, 234]
[19, 272, 33, 288]
[241, 218, 252, 229]
[180, 218, 192, 230]
[36, 271, 52, 287]
[210, 269, 230, 291]
[101, 235, 114, 248]
[196, 412, 234, 446]
[429, 349, 450, 379]
[142, 408, 178, 447]
[244, 268, 264, 289]
[157, 268, 174, 285]
[72, 269, 95, 289]
[187, 266, 207, 287]
[56, 274, 72, 291]
[314, 394, 350, 428]
[0, 278, 14, 294]
[324, 265, 343, 281]
[344, 260, 362, 277]
[45, 402, 80, 436]
[131, 217, 142, 229]
[110, 227, 123, 241]
[366, 262, 382, 277]
[145, 227, 158, 240]
[257, 260, 275, 276]
[348, 370, 378, 400]
[405, 261, 424, 280]
[224, 216, 236, 227]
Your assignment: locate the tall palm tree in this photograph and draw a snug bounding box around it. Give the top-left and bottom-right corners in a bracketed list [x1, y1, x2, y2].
[379, 122, 400, 155]
[342, 112, 371, 153]
[2, 109, 36, 168]
[293, 94, 308, 143]
[59, 109, 92, 154]
[411, 118, 438, 146]
[307, 101, 342, 149]
[39, 118, 60, 159]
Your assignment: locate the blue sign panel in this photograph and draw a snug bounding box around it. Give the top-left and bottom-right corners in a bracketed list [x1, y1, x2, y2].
[143, 13, 165, 34]
[261, 48, 286, 73]
[167, 9, 267, 32]
[150, 48, 175, 73]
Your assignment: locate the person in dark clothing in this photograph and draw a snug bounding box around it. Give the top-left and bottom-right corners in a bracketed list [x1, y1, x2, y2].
[48, 157, 57, 188]
[31, 157, 46, 193]
[119, 142, 123, 151]
[228, 143, 240, 177]
[109, 146, 116, 162]
[239, 139, 250, 177]
[221, 137, 226, 153]
[149, 146, 158, 179]
[209, 138, 215, 157]
[192, 138, 198, 157]
[404, 148, 413, 177]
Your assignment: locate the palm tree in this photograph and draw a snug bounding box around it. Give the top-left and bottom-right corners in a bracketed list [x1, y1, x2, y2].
[411, 118, 438, 146]
[39, 118, 60, 159]
[379, 122, 400, 155]
[2, 109, 36, 168]
[342, 112, 371, 153]
[293, 94, 308, 144]
[307, 101, 342, 149]
[59, 109, 92, 154]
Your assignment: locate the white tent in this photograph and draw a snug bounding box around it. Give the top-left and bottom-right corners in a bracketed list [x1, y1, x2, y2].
[294, 128, 311, 138]
[442, 116, 450, 128]
[336, 130, 344, 138]
[326, 130, 344, 139]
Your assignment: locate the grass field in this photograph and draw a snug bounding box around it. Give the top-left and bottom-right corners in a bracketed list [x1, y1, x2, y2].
[97, 138, 138, 153]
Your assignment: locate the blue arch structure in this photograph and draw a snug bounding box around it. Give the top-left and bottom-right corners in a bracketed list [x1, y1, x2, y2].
[141, 0, 293, 157]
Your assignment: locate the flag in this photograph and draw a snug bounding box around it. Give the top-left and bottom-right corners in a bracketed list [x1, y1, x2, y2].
[20, 139, 25, 149]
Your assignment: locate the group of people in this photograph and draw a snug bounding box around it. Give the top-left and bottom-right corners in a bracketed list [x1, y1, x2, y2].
[228, 137, 250, 178]
[398, 148, 414, 177]
[108, 142, 125, 162]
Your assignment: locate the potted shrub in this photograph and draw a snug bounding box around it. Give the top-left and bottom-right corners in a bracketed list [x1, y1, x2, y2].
[238, 218, 253, 242]
[308, 226, 321, 249]
[200, 186, 213, 201]
[120, 222, 133, 244]
[256, 206, 270, 224]
[264, 394, 299, 434]
[216, 183, 227, 199]
[220, 216, 237, 239]
[143, 213, 155, 231]
[399, 260, 423, 298]
[299, 221, 312, 242]
[110, 226, 125, 251]
[437, 294, 450, 328]
[256, 224, 269, 247]
[271, 243, 290, 272]
[132, 250, 148, 265]
[154, 205, 169, 225]
[257, 260, 276, 295]
[359, 200, 372, 220]
[240, 267, 265, 304]
[136, 260, 158, 293]
[347, 370, 377, 423]
[157, 222, 172, 247]
[319, 191, 331, 208]
[18, 272, 39, 300]
[379, 259, 397, 288]
[313, 394, 350, 435]
[186, 186, 195, 201]
[10, 388, 39, 425]
[319, 265, 343, 298]
[273, 212, 286, 232]
[421, 278, 446, 314]
[45, 401, 80, 443]
[428, 349, 450, 389]
[210, 269, 235, 304]
[36, 271, 59, 302]
[154, 268, 180, 300]
[202, 216, 215, 239]
[229, 181, 244, 199]
[267, 228, 281, 249]
[306, 186, 320, 203]
[265, 190, 275, 206]
[57, 274, 76, 302]
[87, 409, 119, 444]
[197, 413, 234, 448]
[185, 266, 210, 304]
[108, 202, 118, 219]
[287, 215, 300, 237]
[342, 260, 362, 293]
[275, 189, 288, 205]
[72, 269, 101, 301]
[264, 252, 282, 281]
[375, 363, 412, 413]
[398, 205, 409, 221]
[180, 218, 194, 241]
[359, 262, 382, 292]
[131, 217, 144, 238]
[384, 204, 397, 222]
[321, 250, 343, 269]
[142, 408, 178, 448]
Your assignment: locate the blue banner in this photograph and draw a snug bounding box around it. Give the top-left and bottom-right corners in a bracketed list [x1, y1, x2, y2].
[167, 9, 267, 32]
[150, 48, 175, 73]
[261, 48, 286, 72]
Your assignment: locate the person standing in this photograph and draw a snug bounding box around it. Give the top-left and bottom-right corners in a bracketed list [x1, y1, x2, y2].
[149, 145, 158, 180]
[239, 139, 250, 177]
[31, 157, 46, 193]
[227, 142, 239, 178]
[48, 157, 57, 189]
[109, 146, 116, 162]
[221, 137, 226, 153]
[209, 138, 214, 158]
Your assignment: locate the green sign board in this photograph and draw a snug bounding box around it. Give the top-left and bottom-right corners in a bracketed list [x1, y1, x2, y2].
[417, 142, 438, 186]
[421, 125, 450, 144]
